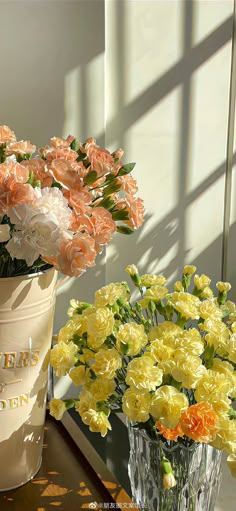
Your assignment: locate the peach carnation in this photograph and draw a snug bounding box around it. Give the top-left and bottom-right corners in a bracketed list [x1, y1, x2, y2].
[57, 232, 97, 277]
[40, 146, 78, 162]
[89, 207, 116, 252]
[22, 158, 53, 187]
[116, 195, 144, 230]
[156, 421, 184, 442]
[0, 125, 16, 144]
[48, 159, 83, 190]
[0, 161, 29, 190]
[118, 175, 138, 195]
[86, 143, 114, 177]
[64, 189, 92, 215]
[6, 140, 36, 157]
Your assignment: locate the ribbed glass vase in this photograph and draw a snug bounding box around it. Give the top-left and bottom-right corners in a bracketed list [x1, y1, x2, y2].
[127, 422, 222, 511]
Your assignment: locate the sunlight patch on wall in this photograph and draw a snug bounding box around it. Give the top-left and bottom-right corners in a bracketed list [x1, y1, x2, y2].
[63, 53, 104, 142]
[188, 43, 232, 192]
[185, 175, 225, 280]
[193, 1, 233, 46]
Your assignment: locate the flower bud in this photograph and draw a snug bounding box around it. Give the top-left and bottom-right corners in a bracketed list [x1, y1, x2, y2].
[163, 472, 177, 490]
[183, 265, 197, 275]
[125, 264, 141, 287]
[161, 458, 176, 490]
[113, 148, 124, 160]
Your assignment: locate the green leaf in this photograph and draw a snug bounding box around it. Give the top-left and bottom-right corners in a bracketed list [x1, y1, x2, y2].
[117, 225, 134, 235]
[228, 408, 236, 420]
[70, 138, 79, 151]
[103, 182, 121, 196]
[111, 210, 129, 221]
[97, 197, 115, 210]
[76, 148, 87, 162]
[83, 170, 98, 185]
[64, 399, 75, 410]
[117, 162, 136, 176]
[51, 181, 62, 189]
[96, 401, 110, 416]
[33, 180, 41, 188]
[27, 171, 34, 185]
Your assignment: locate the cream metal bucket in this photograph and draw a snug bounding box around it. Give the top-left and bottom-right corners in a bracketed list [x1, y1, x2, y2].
[0, 268, 62, 491]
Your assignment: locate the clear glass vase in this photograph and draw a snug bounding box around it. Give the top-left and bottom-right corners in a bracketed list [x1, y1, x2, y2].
[127, 422, 223, 511]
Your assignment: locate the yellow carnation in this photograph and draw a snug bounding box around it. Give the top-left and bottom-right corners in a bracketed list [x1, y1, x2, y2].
[50, 341, 78, 377]
[176, 302, 199, 320]
[140, 274, 167, 288]
[167, 292, 200, 320]
[149, 321, 183, 343]
[195, 370, 234, 410]
[85, 378, 116, 401]
[49, 398, 67, 420]
[174, 281, 184, 292]
[92, 348, 122, 379]
[122, 388, 151, 422]
[87, 335, 106, 351]
[58, 315, 84, 343]
[205, 333, 226, 352]
[200, 287, 214, 299]
[200, 318, 230, 342]
[81, 410, 111, 437]
[211, 358, 234, 378]
[86, 307, 114, 341]
[216, 281, 231, 293]
[231, 321, 236, 333]
[69, 365, 89, 386]
[147, 340, 175, 374]
[171, 355, 206, 389]
[183, 265, 197, 275]
[223, 300, 236, 323]
[194, 274, 211, 290]
[78, 348, 95, 365]
[230, 372, 236, 399]
[67, 299, 80, 317]
[67, 299, 92, 317]
[150, 386, 189, 429]
[94, 282, 129, 307]
[126, 355, 163, 391]
[211, 416, 236, 454]
[198, 300, 222, 321]
[225, 300, 236, 315]
[116, 322, 148, 356]
[226, 334, 236, 364]
[75, 389, 97, 416]
[175, 329, 204, 356]
[140, 285, 168, 308]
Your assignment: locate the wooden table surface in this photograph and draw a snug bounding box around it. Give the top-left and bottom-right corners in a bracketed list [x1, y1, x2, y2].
[0, 415, 130, 511]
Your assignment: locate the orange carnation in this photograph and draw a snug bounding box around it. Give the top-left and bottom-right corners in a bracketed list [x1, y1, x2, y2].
[180, 402, 218, 443]
[156, 421, 184, 441]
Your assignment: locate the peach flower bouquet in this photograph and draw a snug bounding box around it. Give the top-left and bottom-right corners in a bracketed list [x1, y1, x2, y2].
[0, 125, 144, 277]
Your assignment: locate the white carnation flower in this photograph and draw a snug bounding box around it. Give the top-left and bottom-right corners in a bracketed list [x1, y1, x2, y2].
[6, 187, 72, 265]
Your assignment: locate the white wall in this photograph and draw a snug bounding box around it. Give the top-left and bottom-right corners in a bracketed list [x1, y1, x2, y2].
[0, 0, 106, 332]
[105, 0, 235, 301]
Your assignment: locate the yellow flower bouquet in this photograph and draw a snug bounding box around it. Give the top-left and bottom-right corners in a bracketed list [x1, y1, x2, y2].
[50, 264, 236, 510]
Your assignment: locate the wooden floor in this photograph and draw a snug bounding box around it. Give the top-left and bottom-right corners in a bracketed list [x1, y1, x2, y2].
[0, 416, 120, 511]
